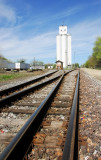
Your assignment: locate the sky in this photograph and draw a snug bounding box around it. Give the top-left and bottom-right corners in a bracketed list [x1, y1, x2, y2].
[0, 0, 101, 65]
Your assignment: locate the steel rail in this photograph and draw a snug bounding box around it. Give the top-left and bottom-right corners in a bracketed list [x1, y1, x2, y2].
[0, 70, 57, 96]
[0, 74, 61, 108]
[0, 74, 64, 160]
[64, 70, 73, 76]
[62, 71, 79, 160]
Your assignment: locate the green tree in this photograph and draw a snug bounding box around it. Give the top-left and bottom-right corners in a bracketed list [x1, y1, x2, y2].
[53, 64, 56, 69]
[92, 37, 101, 67]
[0, 54, 13, 63]
[0, 54, 7, 60]
[85, 37, 101, 68]
[85, 56, 96, 68]
[45, 64, 48, 69]
[85, 60, 90, 68]
[31, 60, 44, 66]
[75, 63, 79, 68]
[17, 58, 26, 63]
[72, 63, 79, 68]
[38, 61, 44, 65]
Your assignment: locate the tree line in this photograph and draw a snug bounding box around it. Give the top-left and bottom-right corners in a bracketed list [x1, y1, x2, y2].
[0, 55, 44, 66]
[0, 54, 56, 69]
[85, 37, 101, 68]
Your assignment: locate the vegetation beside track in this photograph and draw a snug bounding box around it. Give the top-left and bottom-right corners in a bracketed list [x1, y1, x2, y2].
[0, 70, 46, 82]
[84, 37, 101, 68]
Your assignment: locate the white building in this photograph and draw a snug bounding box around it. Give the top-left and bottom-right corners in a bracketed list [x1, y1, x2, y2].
[15, 63, 30, 70]
[56, 25, 72, 68]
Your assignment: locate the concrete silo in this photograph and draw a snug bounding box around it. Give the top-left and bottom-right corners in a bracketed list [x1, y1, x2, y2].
[56, 35, 62, 61]
[56, 25, 72, 68]
[67, 34, 72, 66]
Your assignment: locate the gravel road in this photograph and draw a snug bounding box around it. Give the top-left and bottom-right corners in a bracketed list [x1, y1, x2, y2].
[79, 68, 101, 160]
[81, 68, 101, 81]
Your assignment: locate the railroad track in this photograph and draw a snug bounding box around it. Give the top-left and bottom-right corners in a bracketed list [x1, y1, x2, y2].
[0, 70, 79, 160]
[0, 70, 64, 107]
[0, 70, 59, 99]
[0, 70, 64, 153]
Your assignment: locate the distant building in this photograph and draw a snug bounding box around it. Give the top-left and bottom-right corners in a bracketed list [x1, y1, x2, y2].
[0, 59, 15, 70]
[30, 65, 45, 70]
[45, 63, 53, 69]
[48, 65, 53, 69]
[15, 63, 30, 70]
[56, 25, 72, 68]
[0, 60, 30, 70]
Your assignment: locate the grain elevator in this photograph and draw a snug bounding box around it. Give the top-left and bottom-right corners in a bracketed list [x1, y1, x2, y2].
[56, 25, 71, 68]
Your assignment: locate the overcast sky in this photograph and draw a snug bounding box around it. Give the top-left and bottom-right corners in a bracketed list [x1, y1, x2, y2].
[0, 0, 101, 65]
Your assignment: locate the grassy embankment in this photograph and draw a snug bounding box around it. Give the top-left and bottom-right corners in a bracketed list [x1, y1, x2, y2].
[0, 70, 45, 82]
[0, 73, 32, 82]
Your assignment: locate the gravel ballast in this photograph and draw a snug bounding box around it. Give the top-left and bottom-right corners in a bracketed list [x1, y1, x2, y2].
[79, 69, 101, 160]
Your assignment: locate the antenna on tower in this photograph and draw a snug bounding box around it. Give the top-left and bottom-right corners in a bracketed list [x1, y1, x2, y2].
[62, 21, 65, 26]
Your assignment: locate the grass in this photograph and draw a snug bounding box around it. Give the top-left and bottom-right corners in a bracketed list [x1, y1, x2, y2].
[0, 73, 28, 81]
[95, 68, 101, 70]
[0, 70, 46, 82]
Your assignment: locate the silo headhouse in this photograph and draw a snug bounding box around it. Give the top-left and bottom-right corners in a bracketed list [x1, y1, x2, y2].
[56, 25, 72, 68]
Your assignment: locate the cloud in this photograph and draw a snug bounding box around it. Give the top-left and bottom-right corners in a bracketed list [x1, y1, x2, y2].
[70, 18, 101, 64]
[0, 1, 101, 65]
[52, 6, 82, 21]
[0, 27, 56, 62]
[32, 5, 82, 25]
[71, 18, 101, 47]
[1, 18, 101, 65]
[0, 1, 16, 23]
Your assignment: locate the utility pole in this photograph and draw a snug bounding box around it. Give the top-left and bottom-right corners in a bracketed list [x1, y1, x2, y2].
[34, 57, 35, 69]
[74, 51, 75, 68]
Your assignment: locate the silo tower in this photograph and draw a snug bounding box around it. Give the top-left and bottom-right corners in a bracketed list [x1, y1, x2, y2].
[56, 25, 72, 68]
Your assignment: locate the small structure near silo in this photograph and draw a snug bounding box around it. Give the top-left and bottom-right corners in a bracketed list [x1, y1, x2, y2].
[56, 60, 63, 70]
